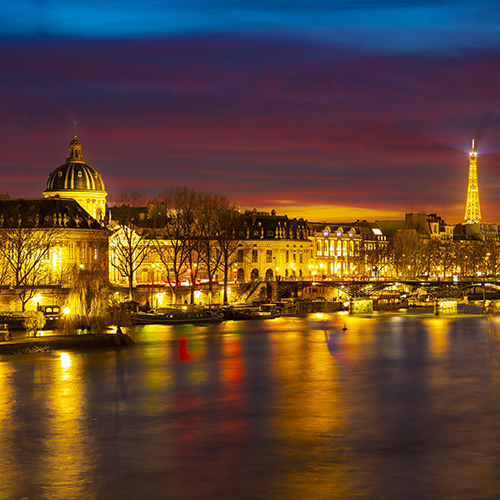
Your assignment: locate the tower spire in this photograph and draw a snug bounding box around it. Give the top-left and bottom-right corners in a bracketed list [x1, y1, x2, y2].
[464, 139, 482, 224]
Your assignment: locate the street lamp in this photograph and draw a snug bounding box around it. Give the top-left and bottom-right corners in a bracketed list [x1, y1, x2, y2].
[63, 307, 70, 335]
[32, 293, 43, 311]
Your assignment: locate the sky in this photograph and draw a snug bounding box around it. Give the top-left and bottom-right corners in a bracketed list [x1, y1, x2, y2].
[2, 1, 500, 223]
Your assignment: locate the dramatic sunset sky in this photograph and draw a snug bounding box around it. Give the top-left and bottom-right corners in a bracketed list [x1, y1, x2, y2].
[2, 1, 500, 223]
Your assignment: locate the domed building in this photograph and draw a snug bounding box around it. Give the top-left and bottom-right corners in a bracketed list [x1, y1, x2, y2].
[44, 135, 107, 221]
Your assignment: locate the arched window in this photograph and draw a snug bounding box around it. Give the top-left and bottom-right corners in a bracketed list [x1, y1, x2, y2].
[265, 268, 274, 281]
[251, 268, 259, 280]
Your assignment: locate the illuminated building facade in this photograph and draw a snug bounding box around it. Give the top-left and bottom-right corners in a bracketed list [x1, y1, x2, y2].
[235, 210, 313, 282]
[309, 221, 388, 278]
[0, 197, 109, 310]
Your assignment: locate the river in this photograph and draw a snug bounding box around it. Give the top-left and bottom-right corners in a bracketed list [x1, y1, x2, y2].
[1, 310, 500, 499]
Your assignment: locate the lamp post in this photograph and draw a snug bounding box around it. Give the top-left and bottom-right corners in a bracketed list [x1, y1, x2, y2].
[151, 263, 159, 308]
[33, 293, 43, 311]
[63, 307, 70, 335]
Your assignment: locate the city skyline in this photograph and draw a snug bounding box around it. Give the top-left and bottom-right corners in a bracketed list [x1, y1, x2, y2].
[2, 1, 500, 223]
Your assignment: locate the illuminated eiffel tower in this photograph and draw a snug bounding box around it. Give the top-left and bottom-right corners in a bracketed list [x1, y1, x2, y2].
[464, 139, 482, 224]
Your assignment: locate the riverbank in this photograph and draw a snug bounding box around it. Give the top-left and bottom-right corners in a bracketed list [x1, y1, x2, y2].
[0, 333, 135, 355]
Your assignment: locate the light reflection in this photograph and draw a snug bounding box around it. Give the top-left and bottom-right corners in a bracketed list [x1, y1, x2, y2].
[0, 362, 16, 496]
[44, 353, 98, 498]
[274, 321, 347, 495]
[487, 315, 500, 386]
[60, 352, 71, 369]
[423, 318, 450, 357]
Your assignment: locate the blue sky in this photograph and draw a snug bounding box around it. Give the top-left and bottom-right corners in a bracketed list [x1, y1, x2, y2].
[3, 0, 500, 52]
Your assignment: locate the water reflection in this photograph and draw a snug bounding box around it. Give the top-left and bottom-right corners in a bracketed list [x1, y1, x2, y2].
[2, 314, 500, 499]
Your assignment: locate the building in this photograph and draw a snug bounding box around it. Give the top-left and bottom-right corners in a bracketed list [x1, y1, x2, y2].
[0, 197, 109, 310]
[235, 210, 313, 282]
[309, 220, 388, 278]
[0, 136, 109, 311]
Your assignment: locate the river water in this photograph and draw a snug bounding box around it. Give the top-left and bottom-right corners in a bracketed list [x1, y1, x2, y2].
[1, 310, 500, 500]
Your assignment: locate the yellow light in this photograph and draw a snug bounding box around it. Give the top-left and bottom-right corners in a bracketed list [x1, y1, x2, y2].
[63, 307, 70, 315]
[32, 293, 43, 305]
[60, 352, 71, 369]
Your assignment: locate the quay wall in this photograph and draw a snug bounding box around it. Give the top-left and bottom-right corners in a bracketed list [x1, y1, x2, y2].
[0, 334, 135, 356]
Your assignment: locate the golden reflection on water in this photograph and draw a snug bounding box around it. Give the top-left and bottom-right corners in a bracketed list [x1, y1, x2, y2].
[422, 318, 450, 358]
[43, 352, 98, 499]
[273, 322, 348, 497]
[487, 315, 500, 387]
[0, 361, 14, 494]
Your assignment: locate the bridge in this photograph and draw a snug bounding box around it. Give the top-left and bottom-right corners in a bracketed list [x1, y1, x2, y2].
[236, 277, 500, 312]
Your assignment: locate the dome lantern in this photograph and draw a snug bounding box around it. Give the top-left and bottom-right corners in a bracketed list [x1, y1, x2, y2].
[67, 134, 85, 163]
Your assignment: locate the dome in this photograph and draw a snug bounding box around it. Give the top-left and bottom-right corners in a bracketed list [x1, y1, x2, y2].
[45, 162, 105, 192]
[44, 136, 106, 193]
[43, 135, 107, 222]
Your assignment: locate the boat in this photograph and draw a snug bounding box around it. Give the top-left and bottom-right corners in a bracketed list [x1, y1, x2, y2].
[227, 303, 281, 321]
[131, 307, 225, 325]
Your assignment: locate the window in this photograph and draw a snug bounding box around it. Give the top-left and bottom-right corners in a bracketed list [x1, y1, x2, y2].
[237, 249, 244, 262]
[94, 247, 98, 260]
[293, 250, 296, 263]
[286, 250, 289, 263]
[300, 251, 303, 264]
[252, 249, 258, 262]
[81, 243, 87, 261]
[266, 249, 273, 263]
[69, 243, 74, 260]
[316, 241, 322, 256]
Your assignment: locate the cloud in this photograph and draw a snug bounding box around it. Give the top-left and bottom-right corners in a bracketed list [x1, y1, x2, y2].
[1, 34, 500, 222]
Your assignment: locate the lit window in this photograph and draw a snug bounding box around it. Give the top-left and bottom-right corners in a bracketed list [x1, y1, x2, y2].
[266, 250, 273, 263]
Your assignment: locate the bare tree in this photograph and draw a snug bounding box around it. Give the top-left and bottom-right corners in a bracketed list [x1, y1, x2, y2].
[214, 208, 244, 304]
[109, 190, 154, 300]
[151, 187, 201, 304]
[388, 230, 422, 278]
[197, 192, 233, 303]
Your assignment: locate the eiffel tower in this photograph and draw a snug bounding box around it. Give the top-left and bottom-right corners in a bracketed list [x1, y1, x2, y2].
[464, 139, 482, 224]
